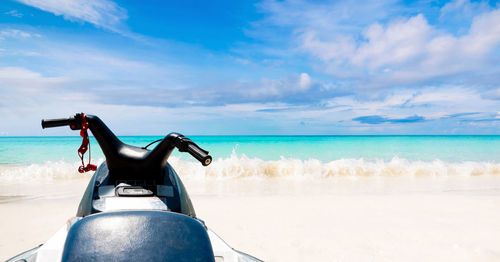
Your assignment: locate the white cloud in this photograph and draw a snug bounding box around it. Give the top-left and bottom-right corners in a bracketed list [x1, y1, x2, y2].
[0, 67, 44, 79]
[16, 0, 127, 33]
[5, 10, 23, 18]
[0, 67, 71, 99]
[302, 32, 355, 61]
[0, 29, 40, 40]
[227, 73, 317, 101]
[322, 85, 500, 121]
[298, 73, 311, 90]
[257, 0, 397, 33]
[352, 15, 431, 69]
[440, 0, 490, 21]
[302, 8, 500, 80]
[460, 8, 500, 56]
[259, 0, 500, 85]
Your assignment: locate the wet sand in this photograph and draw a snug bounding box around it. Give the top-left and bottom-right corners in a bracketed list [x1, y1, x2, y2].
[1, 176, 500, 261]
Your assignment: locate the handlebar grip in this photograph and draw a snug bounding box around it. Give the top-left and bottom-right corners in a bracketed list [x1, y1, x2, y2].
[41, 118, 71, 129]
[187, 143, 212, 166]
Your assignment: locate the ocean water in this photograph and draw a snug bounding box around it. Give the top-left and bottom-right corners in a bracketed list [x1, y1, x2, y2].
[1, 136, 500, 181]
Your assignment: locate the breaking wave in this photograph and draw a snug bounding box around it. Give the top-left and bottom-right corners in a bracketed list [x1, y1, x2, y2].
[171, 154, 500, 179]
[1, 153, 500, 183]
[0, 160, 99, 183]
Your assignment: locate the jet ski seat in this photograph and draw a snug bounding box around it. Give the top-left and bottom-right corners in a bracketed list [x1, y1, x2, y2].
[62, 211, 215, 262]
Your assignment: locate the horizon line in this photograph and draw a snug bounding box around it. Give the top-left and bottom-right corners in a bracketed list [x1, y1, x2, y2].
[2, 134, 500, 138]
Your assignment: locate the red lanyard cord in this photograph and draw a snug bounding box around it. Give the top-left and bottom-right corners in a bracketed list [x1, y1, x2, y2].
[77, 113, 97, 173]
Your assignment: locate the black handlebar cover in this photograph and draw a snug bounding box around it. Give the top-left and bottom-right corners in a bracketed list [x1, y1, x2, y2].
[41, 118, 71, 129]
[186, 143, 212, 166]
[175, 136, 212, 166]
[41, 114, 82, 130]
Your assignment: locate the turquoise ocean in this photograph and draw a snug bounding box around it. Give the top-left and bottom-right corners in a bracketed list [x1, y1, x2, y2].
[1, 136, 500, 181]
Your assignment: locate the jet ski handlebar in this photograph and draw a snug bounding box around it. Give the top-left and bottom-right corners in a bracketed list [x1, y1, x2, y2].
[42, 115, 83, 130]
[175, 136, 212, 166]
[41, 113, 212, 167]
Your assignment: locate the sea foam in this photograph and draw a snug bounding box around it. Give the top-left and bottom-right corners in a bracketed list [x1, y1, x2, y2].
[1, 153, 499, 183]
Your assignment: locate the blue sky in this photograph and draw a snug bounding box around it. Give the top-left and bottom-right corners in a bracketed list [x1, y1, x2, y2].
[1, 0, 500, 135]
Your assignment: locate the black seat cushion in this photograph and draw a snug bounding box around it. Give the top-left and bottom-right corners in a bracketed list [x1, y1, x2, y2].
[62, 211, 215, 262]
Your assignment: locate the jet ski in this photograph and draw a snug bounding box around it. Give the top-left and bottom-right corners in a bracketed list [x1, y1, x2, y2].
[6, 113, 262, 262]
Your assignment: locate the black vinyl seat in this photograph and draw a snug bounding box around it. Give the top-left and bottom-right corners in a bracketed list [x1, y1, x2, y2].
[62, 211, 215, 262]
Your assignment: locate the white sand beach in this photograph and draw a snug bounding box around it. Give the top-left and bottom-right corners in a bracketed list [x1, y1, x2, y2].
[1, 176, 500, 261]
